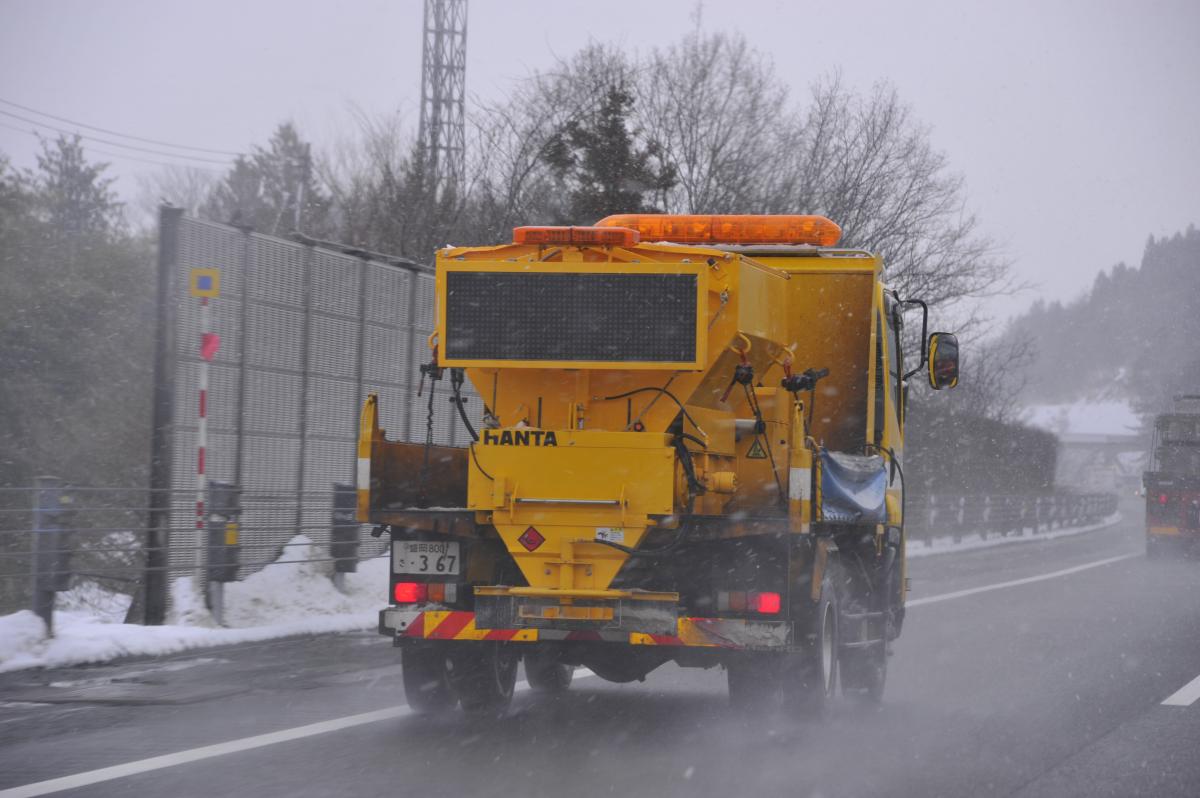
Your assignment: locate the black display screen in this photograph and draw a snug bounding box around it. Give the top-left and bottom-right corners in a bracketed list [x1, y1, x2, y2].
[444, 271, 698, 363]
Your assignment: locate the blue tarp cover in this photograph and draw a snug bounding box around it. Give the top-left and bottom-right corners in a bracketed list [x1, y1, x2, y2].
[819, 450, 888, 524]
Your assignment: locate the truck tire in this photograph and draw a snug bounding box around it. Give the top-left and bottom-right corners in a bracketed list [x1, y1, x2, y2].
[784, 592, 838, 717]
[524, 649, 573, 693]
[401, 643, 457, 714]
[449, 643, 519, 715]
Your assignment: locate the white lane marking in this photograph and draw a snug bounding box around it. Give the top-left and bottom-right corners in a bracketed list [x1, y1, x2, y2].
[907, 552, 1140, 608]
[1162, 673, 1200, 707]
[0, 670, 596, 798]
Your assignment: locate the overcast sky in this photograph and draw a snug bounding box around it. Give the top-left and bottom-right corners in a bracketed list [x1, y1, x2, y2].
[2, 0, 1198, 320]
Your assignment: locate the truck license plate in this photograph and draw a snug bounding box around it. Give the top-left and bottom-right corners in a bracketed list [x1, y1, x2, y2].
[392, 541, 460, 575]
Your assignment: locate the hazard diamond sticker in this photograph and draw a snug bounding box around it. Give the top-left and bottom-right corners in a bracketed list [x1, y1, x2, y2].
[518, 526, 545, 551]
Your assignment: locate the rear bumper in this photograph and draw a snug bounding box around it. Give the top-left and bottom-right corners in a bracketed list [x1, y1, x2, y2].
[378, 607, 792, 650]
[1147, 525, 1200, 538]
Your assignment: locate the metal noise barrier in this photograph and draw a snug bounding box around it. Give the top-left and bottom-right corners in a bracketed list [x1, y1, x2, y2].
[145, 209, 485, 622]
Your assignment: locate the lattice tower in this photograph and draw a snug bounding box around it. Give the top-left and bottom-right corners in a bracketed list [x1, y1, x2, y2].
[418, 0, 468, 200]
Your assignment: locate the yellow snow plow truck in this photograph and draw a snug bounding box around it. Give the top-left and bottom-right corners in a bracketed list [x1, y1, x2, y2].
[359, 214, 960, 714]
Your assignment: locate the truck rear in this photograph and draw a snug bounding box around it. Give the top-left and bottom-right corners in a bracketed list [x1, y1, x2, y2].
[358, 214, 959, 714]
[1144, 395, 1200, 556]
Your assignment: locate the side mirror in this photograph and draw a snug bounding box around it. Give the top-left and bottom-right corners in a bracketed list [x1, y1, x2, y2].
[927, 332, 959, 390]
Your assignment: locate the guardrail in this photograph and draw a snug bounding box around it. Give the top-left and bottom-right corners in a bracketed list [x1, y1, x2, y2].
[906, 493, 1119, 546]
[0, 482, 384, 630]
[1, 482, 1119, 633]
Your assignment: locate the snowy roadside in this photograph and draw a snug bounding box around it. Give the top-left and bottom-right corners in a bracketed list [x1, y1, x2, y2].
[0, 535, 389, 674]
[907, 512, 1123, 558]
[0, 515, 1123, 674]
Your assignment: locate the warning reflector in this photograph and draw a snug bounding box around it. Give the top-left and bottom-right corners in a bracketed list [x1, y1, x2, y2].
[746, 439, 768, 460]
[518, 526, 545, 552]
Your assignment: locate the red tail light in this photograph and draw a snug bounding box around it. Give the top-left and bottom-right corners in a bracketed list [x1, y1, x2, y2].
[754, 591, 782, 614]
[393, 582, 428, 603]
[1159, 494, 1170, 505]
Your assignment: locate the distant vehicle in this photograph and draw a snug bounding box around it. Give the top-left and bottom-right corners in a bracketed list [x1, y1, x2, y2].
[1144, 394, 1200, 557]
[357, 214, 958, 715]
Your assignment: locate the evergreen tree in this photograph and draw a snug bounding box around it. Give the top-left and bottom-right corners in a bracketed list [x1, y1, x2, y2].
[31, 134, 122, 239]
[0, 144, 151, 489]
[543, 83, 676, 223]
[205, 122, 331, 236]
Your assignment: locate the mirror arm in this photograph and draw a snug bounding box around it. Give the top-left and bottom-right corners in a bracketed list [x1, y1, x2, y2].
[899, 297, 929, 381]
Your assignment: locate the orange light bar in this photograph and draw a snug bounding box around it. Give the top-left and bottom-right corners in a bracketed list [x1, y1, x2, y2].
[513, 225, 640, 248]
[594, 214, 842, 247]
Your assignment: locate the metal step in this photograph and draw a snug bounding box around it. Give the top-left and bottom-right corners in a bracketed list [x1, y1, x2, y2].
[841, 610, 886, 620]
[839, 638, 886, 650]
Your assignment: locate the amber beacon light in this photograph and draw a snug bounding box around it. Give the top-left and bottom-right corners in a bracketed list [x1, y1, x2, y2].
[595, 214, 842, 247]
[513, 225, 640, 247]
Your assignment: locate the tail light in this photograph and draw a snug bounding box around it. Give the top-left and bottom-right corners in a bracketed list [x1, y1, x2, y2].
[392, 582, 458, 604]
[717, 590, 783, 615]
[393, 582, 428, 603]
[1159, 494, 1169, 505]
[754, 592, 782, 614]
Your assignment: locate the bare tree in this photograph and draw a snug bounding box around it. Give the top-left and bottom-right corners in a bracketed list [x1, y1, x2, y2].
[466, 43, 636, 233]
[782, 75, 1013, 309]
[636, 30, 787, 214]
[133, 165, 216, 227]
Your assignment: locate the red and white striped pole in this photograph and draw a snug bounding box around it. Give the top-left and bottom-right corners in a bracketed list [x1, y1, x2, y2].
[196, 295, 211, 542]
[189, 267, 221, 620]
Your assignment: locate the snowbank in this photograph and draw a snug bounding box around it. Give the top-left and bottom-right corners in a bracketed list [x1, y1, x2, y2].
[0, 535, 389, 674]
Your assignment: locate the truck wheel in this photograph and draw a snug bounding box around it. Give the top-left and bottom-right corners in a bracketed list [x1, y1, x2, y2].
[449, 643, 519, 715]
[401, 643, 457, 714]
[784, 594, 838, 717]
[524, 649, 573, 693]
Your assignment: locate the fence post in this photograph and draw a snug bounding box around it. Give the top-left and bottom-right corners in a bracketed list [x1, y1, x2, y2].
[31, 477, 72, 637]
[144, 205, 183, 625]
[953, 496, 964, 543]
[331, 483, 358, 593]
[205, 481, 241, 625]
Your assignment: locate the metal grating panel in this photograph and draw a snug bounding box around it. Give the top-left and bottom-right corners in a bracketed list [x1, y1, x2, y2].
[363, 324, 409, 383]
[311, 250, 362, 318]
[306, 377, 359, 438]
[307, 314, 359, 379]
[444, 271, 698, 362]
[413, 273, 436, 329]
[242, 371, 302, 435]
[365, 265, 410, 324]
[249, 235, 306, 306]
[168, 215, 448, 594]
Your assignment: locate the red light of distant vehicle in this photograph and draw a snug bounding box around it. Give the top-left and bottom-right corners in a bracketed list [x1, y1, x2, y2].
[1158, 494, 1169, 505]
[393, 582, 427, 603]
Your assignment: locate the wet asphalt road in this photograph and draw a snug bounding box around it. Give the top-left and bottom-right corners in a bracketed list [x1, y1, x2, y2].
[2, 501, 1199, 798]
